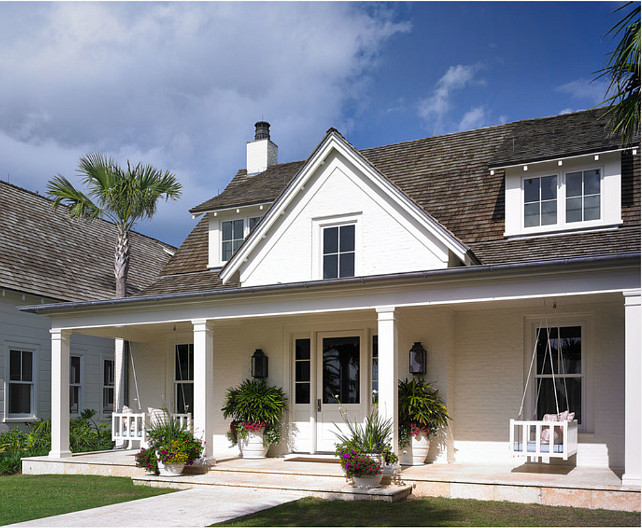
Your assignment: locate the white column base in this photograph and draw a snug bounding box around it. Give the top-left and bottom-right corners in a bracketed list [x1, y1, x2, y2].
[48, 449, 73, 459]
[621, 474, 641, 488]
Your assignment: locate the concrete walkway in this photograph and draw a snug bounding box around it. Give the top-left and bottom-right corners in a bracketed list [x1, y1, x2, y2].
[7, 487, 307, 527]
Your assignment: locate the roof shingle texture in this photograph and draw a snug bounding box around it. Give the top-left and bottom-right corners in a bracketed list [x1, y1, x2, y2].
[146, 109, 640, 296]
[0, 182, 175, 301]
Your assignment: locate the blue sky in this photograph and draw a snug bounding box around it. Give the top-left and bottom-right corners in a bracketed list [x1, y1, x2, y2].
[0, 1, 628, 247]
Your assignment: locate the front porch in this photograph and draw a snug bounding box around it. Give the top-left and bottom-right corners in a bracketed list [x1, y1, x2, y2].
[22, 450, 641, 511]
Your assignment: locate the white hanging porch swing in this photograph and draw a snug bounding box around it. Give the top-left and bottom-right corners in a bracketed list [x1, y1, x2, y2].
[510, 312, 578, 461]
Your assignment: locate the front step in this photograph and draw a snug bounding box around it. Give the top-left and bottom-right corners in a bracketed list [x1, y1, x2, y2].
[133, 466, 412, 502]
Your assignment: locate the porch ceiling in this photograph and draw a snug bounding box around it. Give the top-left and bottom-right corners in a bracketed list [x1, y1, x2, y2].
[72, 320, 193, 341]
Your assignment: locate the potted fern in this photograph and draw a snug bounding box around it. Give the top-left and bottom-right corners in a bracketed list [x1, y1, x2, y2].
[398, 378, 450, 465]
[222, 379, 287, 459]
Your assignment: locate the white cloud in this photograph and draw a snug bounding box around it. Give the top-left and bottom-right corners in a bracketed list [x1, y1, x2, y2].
[418, 64, 486, 134]
[0, 2, 409, 246]
[457, 106, 488, 131]
[556, 78, 609, 104]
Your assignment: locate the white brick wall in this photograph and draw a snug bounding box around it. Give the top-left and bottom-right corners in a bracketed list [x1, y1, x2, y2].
[238, 154, 451, 286]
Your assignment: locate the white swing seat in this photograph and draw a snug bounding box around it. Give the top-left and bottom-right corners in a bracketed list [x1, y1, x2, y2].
[510, 419, 578, 460]
[112, 410, 192, 449]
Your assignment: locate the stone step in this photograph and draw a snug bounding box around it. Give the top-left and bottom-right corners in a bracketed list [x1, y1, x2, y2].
[133, 470, 412, 502]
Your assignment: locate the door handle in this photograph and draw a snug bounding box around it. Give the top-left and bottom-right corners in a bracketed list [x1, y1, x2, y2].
[317, 399, 321, 412]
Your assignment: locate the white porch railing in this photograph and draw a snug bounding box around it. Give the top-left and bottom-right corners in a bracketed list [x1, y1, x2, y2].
[112, 412, 192, 449]
[510, 419, 578, 460]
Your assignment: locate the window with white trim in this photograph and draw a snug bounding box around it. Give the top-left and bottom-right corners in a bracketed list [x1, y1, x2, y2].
[102, 359, 114, 415]
[524, 175, 557, 227]
[566, 169, 601, 223]
[221, 216, 263, 262]
[294, 338, 311, 404]
[521, 168, 603, 231]
[222, 219, 244, 261]
[534, 325, 583, 425]
[70, 355, 82, 414]
[323, 224, 355, 279]
[504, 152, 622, 238]
[8, 349, 33, 416]
[175, 344, 194, 414]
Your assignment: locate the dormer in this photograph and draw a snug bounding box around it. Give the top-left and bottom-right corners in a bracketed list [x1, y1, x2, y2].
[206, 204, 268, 268]
[499, 150, 625, 238]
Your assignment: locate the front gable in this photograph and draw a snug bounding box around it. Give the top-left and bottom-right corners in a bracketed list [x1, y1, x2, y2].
[220, 131, 469, 287]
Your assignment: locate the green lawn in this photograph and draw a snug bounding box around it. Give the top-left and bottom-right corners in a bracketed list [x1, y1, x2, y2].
[0, 475, 177, 526]
[214, 496, 641, 527]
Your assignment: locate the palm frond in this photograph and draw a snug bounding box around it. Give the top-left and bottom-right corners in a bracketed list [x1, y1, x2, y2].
[46, 175, 101, 221]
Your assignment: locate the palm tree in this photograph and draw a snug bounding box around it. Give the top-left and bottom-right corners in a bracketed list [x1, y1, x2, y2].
[48, 153, 182, 298]
[597, 2, 640, 144]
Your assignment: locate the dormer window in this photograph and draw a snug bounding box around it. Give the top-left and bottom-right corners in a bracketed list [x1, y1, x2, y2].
[222, 219, 244, 261]
[504, 152, 621, 238]
[566, 169, 601, 223]
[524, 175, 557, 227]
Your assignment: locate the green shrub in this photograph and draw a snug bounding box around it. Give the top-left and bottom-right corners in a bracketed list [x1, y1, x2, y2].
[143, 413, 203, 465]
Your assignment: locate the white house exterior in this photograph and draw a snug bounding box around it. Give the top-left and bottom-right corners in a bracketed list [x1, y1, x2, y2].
[0, 182, 174, 430]
[23, 111, 641, 487]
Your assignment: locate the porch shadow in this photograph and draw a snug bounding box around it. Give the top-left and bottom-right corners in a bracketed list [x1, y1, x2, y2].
[511, 461, 575, 476]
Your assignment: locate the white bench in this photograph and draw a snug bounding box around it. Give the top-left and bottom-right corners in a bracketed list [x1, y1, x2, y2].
[112, 412, 192, 449]
[510, 419, 578, 461]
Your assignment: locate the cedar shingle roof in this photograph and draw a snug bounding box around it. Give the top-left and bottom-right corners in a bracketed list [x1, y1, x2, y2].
[146, 109, 640, 296]
[0, 181, 175, 301]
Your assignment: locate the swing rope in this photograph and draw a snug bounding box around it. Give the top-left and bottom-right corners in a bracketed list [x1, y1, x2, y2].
[129, 346, 142, 412]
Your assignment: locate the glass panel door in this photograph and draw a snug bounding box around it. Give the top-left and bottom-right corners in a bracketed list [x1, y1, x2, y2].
[316, 333, 366, 452]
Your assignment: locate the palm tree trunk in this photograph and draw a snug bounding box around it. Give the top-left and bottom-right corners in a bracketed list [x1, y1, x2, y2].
[114, 225, 130, 298]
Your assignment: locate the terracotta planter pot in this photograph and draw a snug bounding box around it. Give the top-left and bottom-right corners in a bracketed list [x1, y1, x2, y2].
[239, 428, 269, 459]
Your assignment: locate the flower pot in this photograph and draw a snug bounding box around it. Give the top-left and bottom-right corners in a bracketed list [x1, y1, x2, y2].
[239, 428, 268, 459]
[352, 473, 383, 488]
[400, 434, 431, 465]
[157, 460, 185, 476]
[411, 433, 431, 465]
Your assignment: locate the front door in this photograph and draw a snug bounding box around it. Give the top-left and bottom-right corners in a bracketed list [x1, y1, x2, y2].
[315, 332, 367, 452]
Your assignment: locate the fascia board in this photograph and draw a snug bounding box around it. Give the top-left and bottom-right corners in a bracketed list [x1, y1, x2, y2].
[489, 147, 631, 171]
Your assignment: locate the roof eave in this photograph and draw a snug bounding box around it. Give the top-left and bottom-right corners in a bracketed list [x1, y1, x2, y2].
[20, 251, 640, 316]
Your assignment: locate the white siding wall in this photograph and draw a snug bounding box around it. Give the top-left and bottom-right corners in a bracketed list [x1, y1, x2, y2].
[0, 291, 114, 432]
[237, 153, 451, 286]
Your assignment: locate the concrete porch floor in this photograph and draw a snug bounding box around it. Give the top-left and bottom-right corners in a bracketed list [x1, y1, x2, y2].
[22, 450, 641, 512]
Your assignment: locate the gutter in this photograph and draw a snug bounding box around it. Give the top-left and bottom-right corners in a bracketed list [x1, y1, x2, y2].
[19, 252, 641, 315]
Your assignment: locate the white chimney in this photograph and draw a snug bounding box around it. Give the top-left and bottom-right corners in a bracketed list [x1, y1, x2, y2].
[246, 121, 278, 175]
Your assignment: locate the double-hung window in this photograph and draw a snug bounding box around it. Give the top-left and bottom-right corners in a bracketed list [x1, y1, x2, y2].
[566, 169, 601, 223]
[8, 349, 33, 416]
[521, 168, 603, 230]
[221, 216, 263, 262]
[175, 344, 194, 414]
[70, 356, 82, 414]
[102, 359, 115, 415]
[534, 325, 583, 425]
[323, 224, 355, 279]
[524, 175, 557, 227]
[221, 219, 244, 262]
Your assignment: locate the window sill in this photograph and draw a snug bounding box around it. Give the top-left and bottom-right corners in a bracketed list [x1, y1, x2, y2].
[504, 221, 622, 240]
[3, 416, 38, 423]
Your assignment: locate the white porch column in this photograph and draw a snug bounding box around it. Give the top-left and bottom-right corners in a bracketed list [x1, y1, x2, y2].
[377, 306, 399, 453]
[192, 319, 215, 462]
[50, 329, 71, 458]
[113, 338, 126, 413]
[622, 290, 641, 487]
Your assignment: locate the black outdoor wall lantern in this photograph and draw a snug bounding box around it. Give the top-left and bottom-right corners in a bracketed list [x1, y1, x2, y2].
[409, 342, 427, 375]
[251, 349, 268, 379]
